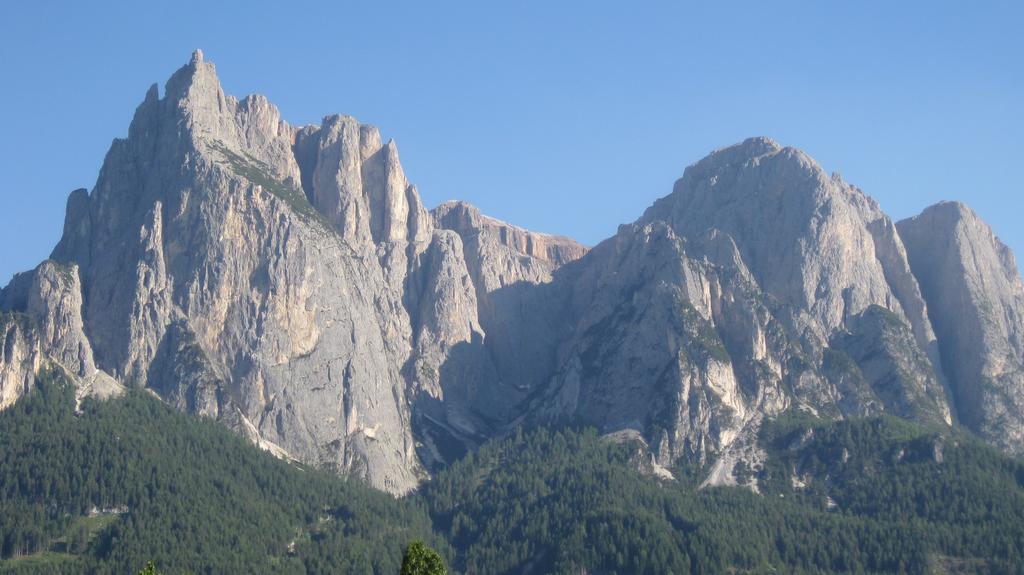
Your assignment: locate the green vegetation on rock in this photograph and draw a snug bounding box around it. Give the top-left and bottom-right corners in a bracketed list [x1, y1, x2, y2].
[679, 300, 731, 363]
[208, 140, 331, 228]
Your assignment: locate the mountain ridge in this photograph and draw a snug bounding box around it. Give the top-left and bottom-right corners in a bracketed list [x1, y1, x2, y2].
[2, 51, 1022, 494]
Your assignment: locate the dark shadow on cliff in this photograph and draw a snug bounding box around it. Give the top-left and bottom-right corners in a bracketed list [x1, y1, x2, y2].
[414, 259, 591, 470]
[406, 332, 499, 472]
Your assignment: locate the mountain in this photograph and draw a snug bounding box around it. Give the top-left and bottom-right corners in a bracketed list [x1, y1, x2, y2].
[2, 51, 1024, 495]
[0, 51, 586, 494]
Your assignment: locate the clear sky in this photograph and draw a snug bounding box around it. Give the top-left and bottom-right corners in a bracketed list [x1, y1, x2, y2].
[1, 1, 1021, 284]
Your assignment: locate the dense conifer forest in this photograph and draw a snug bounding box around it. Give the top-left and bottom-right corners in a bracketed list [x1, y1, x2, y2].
[1, 374, 1022, 574]
[0, 372, 446, 574]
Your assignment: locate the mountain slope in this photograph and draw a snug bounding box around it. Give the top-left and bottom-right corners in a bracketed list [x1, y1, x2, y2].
[0, 373, 445, 574]
[425, 421, 1024, 574]
[2, 379, 1022, 575]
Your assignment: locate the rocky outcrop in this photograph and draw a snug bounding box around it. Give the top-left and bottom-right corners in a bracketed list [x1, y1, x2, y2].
[16, 51, 429, 493]
[602, 429, 675, 481]
[404, 229, 500, 467]
[433, 200, 586, 276]
[827, 305, 950, 425]
[430, 200, 587, 423]
[0, 313, 40, 410]
[294, 117, 432, 248]
[0, 261, 122, 407]
[532, 223, 791, 465]
[898, 202, 1024, 453]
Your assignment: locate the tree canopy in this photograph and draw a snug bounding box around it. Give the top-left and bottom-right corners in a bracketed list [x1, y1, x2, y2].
[1, 375, 1022, 574]
[401, 540, 447, 575]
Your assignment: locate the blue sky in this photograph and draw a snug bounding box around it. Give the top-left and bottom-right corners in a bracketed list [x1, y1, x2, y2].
[1, 1, 1021, 284]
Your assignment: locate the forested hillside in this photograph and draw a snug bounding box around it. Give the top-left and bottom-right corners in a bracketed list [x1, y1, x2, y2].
[0, 371, 446, 574]
[425, 421, 1024, 574]
[2, 377, 1023, 574]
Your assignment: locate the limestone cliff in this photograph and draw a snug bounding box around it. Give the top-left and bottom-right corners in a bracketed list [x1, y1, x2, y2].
[432, 200, 587, 421]
[899, 202, 1024, 454]
[525, 138, 955, 477]
[0, 51, 582, 492]
[0, 260, 122, 408]
[6, 51, 437, 493]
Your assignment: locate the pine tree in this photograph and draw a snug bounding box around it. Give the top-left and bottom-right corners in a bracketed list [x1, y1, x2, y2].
[401, 540, 447, 575]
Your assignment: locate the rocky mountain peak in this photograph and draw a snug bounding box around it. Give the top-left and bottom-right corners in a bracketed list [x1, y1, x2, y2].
[163, 48, 226, 116]
[704, 135, 783, 165]
[898, 201, 1024, 452]
[902, 200, 1021, 280]
[641, 138, 936, 354]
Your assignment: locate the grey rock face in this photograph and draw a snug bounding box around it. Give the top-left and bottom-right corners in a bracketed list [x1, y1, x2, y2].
[899, 202, 1024, 453]
[295, 117, 432, 248]
[433, 200, 587, 275]
[0, 313, 40, 410]
[10, 53, 429, 493]
[828, 305, 950, 425]
[523, 138, 955, 471]
[407, 230, 485, 404]
[641, 138, 939, 355]
[532, 223, 791, 464]
[404, 228, 499, 467]
[432, 200, 587, 411]
[0, 261, 122, 407]
[404, 200, 588, 463]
